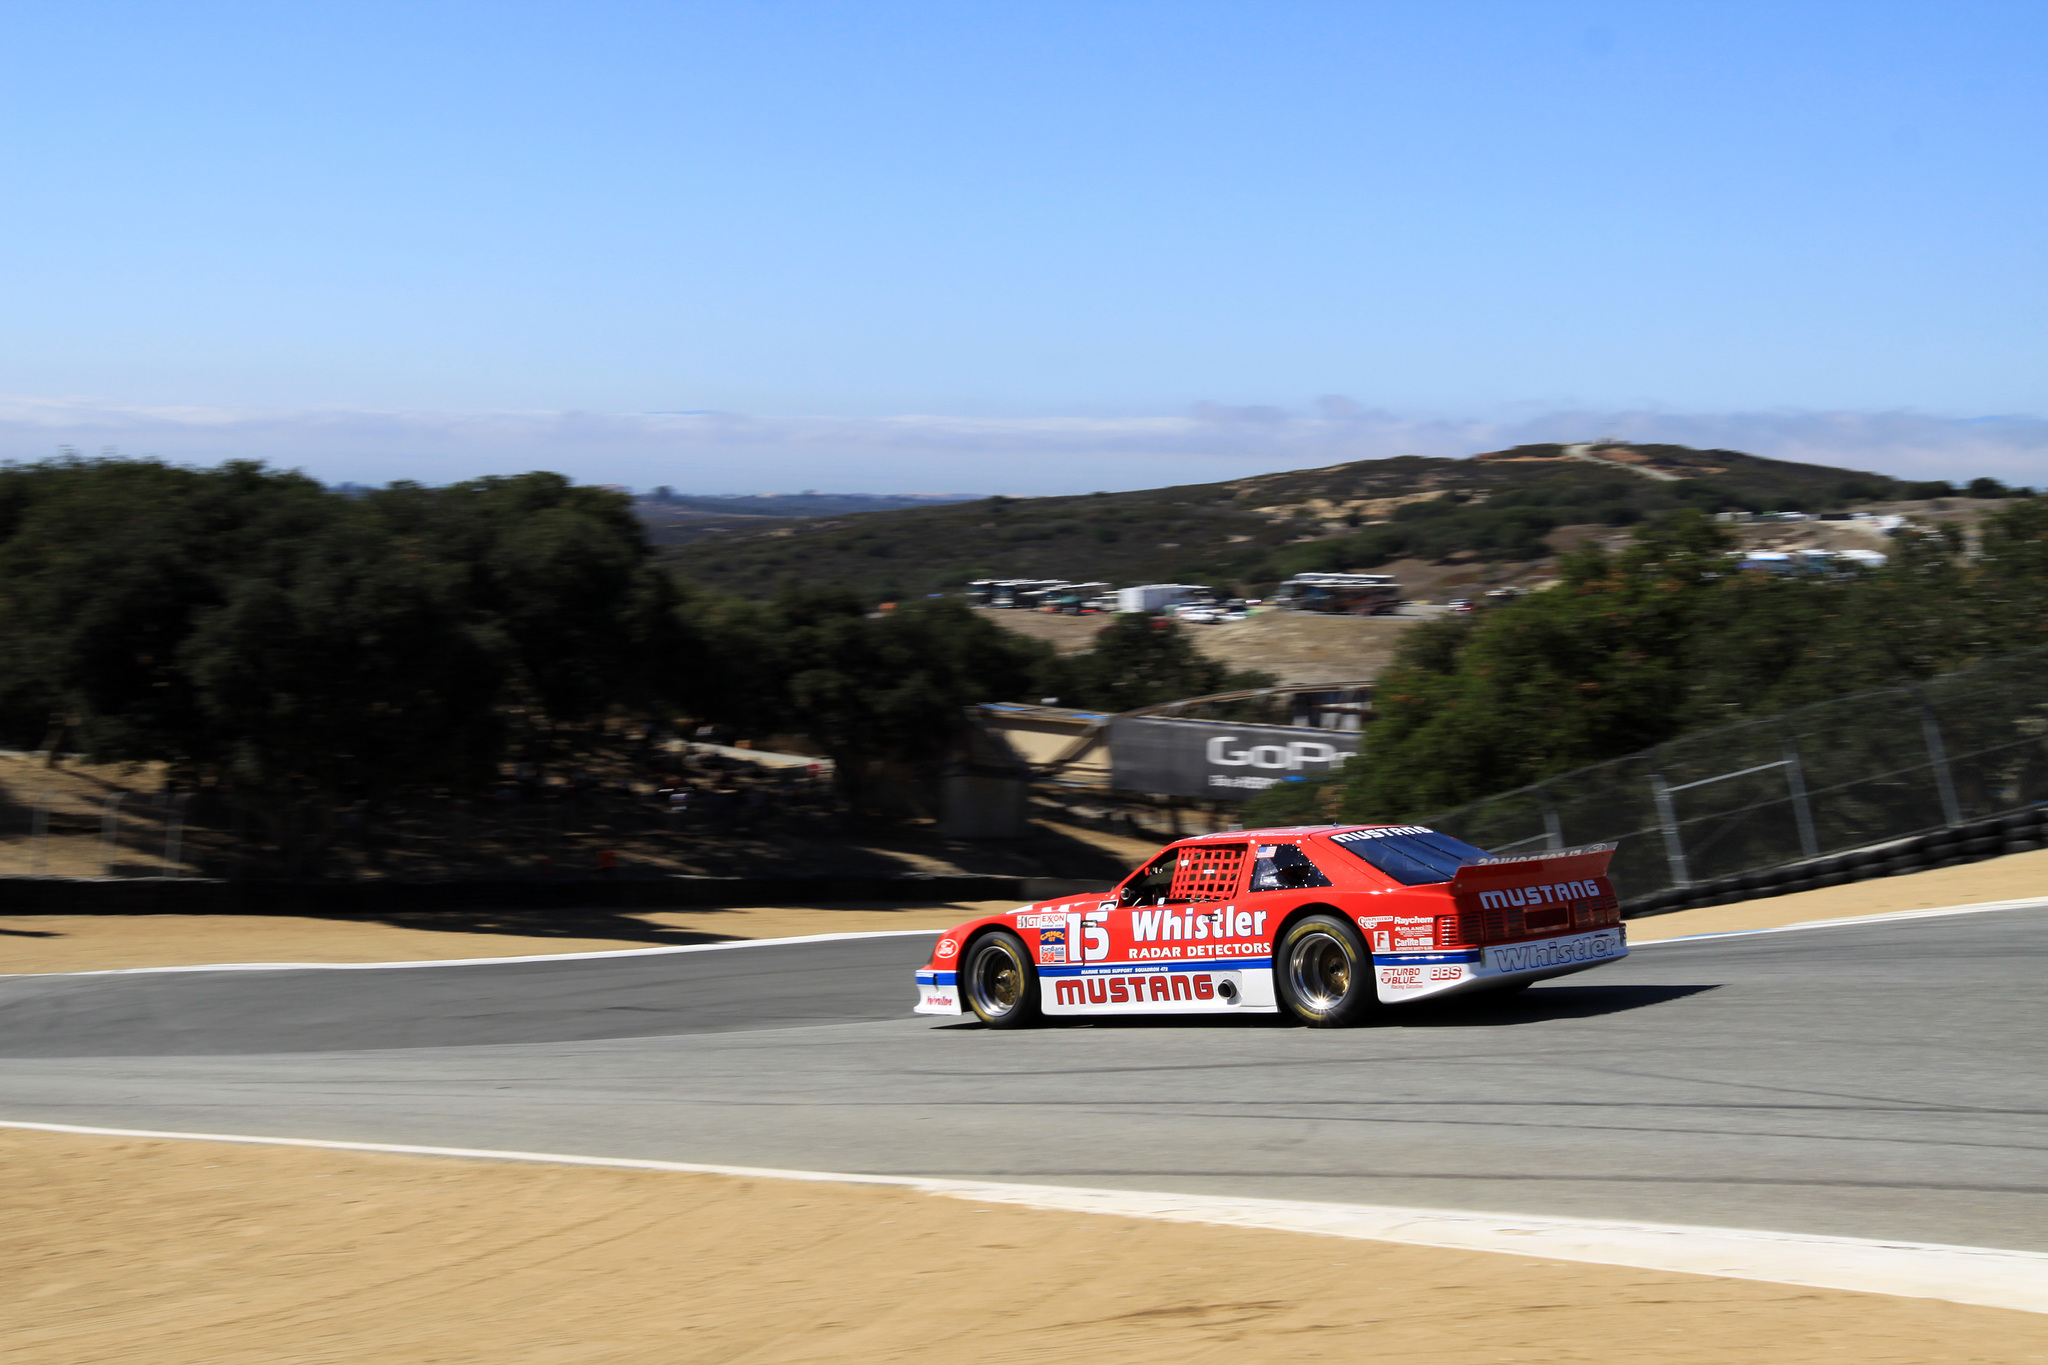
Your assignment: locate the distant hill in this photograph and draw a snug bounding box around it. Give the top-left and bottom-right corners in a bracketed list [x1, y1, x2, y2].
[634, 491, 981, 547]
[658, 442, 1950, 601]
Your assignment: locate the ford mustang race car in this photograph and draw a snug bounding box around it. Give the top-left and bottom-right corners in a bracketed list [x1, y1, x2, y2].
[914, 824, 1625, 1027]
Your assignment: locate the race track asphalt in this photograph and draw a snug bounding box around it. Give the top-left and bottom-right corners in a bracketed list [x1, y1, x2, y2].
[1, 909, 2042, 1253]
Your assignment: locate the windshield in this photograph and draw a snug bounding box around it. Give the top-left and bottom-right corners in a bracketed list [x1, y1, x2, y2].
[1328, 825, 1490, 886]
[1118, 851, 1178, 907]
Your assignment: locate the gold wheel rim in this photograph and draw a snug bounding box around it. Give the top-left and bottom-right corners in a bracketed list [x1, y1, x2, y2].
[970, 942, 1024, 1015]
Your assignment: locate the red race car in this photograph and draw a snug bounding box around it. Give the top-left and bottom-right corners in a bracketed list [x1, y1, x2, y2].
[914, 824, 1625, 1027]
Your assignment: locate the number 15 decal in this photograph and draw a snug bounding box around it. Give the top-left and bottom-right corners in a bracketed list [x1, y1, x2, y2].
[1066, 911, 1111, 963]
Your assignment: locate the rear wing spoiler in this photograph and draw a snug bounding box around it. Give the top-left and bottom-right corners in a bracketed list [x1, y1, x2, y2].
[1450, 842, 1617, 893]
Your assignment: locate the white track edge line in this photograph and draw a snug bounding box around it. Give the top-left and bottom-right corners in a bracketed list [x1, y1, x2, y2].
[1634, 895, 2048, 945]
[0, 926, 958, 979]
[2, 1119, 2042, 1315]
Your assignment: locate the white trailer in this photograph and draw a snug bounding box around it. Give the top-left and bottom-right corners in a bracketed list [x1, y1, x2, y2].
[1116, 583, 1214, 614]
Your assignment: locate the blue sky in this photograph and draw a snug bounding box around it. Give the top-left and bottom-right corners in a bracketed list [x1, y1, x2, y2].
[1, 1, 2042, 491]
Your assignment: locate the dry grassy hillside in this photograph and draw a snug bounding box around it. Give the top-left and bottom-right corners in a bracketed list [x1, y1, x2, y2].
[660, 443, 1928, 602]
[981, 608, 1419, 687]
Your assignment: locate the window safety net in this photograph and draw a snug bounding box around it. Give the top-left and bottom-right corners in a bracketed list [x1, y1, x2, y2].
[1168, 843, 1247, 902]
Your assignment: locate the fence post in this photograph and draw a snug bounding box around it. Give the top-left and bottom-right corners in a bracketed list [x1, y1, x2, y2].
[1918, 697, 1964, 828]
[1650, 773, 1691, 889]
[1541, 795, 1562, 850]
[100, 791, 129, 876]
[162, 793, 189, 877]
[1782, 741, 1820, 861]
[30, 790, 52, 874]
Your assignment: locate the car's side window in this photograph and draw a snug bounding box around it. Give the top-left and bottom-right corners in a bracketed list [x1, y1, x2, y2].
[1249, 843, 1333, 892]
[1118, 851, 1179, 907]
[1119, 843, 1254, 909]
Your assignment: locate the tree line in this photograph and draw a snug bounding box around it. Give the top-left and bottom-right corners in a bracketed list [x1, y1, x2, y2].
[1246, 500, 2048, 825]
[0, 457, 1266, 870]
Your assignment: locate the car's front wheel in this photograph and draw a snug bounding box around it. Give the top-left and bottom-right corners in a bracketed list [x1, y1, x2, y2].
[962, 930, 1041, 1029]
[1274, 913, 1377, 1027]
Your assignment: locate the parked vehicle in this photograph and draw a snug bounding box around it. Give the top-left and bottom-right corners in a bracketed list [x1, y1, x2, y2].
[1276, 572, 1403, 616]
[968, 578, 1071, 609]
[1117, 583, 1217, 614]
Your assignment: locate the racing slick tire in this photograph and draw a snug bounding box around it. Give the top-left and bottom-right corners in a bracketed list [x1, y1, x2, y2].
[962, 930, 1042, 1029]
[1274, 913, 1377, 1028]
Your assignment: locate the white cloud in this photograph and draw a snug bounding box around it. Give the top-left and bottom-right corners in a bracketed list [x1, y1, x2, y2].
[1, 394, 2043, 493]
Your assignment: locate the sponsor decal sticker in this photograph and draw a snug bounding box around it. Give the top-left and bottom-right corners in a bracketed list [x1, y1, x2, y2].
[1331, 825, 1435, 843]
[1465, 842, 1616, 867]
[1130, 906, 1266, 946]
[1483, 930, 1624, 973]
[935, 938, 958, 959]
[1016, 913, 1066, 928]
[1053, 972, 1221, 1007]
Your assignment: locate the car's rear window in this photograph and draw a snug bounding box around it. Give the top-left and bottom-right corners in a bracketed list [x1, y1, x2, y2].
[1327, 825, 1490, 885]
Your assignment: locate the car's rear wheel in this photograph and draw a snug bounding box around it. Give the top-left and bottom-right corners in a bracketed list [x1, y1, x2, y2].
[1274, 913, 1376, 1027]
[962, 930, 1041, 1029]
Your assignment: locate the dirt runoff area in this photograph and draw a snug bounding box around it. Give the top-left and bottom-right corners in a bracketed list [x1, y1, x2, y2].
[1622, 845, 2048, 942]
[4, 1126, 2041, 1365]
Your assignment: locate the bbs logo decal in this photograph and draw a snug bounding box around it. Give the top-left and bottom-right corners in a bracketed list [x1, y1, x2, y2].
[935, 939, 958, 959]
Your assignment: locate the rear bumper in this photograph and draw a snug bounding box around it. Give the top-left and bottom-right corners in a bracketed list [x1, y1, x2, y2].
[1373, 926, 1627, 1003]
[913, 968, 962, 1016]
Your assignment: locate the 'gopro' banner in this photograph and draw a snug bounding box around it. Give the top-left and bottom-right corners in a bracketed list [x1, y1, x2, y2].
[1107, 716, 1359, 801]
